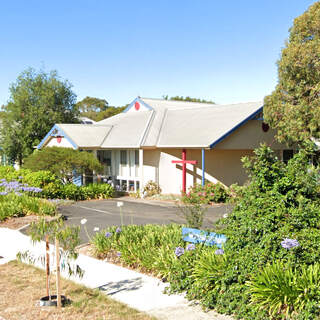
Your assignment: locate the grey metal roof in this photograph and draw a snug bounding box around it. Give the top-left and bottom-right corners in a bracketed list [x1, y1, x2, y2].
[39, 97, 263, 149]
[156, 101, 263, 147]
[57, 124, 112, 148]
[100, 111, 152, 148]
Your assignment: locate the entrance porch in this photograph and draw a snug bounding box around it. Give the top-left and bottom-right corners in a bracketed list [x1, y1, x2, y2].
[93, 149, 141, 192]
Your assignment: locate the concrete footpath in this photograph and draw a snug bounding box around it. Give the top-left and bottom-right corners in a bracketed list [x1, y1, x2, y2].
[0, 227, 232, 320]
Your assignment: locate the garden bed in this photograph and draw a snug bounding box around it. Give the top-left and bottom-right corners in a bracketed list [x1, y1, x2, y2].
[0, 215, 50, 230]
[87, 147, 320, 320]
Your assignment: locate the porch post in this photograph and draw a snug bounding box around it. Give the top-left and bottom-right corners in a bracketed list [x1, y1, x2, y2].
[139, 149, 144, 193]
[93, 150, 98, 183]
[202, 148, 205, 186]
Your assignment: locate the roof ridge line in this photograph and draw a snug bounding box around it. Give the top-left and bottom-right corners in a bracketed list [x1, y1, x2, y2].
[142, 97, 262, 106]
[154, 108, 168, 147]
[162, 101, 263, 112]
[138, 110, 155, 147]
[141, 97, 216, 105]
[99, 125, 114, 147]
[155, 108, 169, 147]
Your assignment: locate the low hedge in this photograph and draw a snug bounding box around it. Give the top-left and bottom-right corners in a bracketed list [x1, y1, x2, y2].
[45, 183, 114, 201]
[0, 193, 56, 221]
[0, 166, 114, 201]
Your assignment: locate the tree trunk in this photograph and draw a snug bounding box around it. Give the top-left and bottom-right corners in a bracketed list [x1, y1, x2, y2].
[55, 237, 61, 308]
[46, 235, 50, 298]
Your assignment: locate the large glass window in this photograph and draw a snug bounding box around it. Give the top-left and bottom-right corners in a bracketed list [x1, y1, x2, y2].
[120, 150, 127, 165]
[120, 150, 127, 176]
[97, 150, 112, 175]
[135, 150, 139, 177]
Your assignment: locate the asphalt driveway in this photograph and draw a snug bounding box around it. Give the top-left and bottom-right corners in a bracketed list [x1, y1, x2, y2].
[59, 198, 234, 244]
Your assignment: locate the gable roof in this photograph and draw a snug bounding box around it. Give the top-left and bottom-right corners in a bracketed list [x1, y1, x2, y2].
[156, 102, 262, 148]
[38, 97, 263, 149]
[38, 124, 112, 149]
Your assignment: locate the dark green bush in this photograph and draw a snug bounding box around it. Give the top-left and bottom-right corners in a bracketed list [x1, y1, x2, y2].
[23, 146, 103, 184]
[209, 146, 320, 319]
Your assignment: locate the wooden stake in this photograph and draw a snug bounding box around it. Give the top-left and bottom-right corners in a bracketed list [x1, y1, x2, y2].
[55, 237, 61, 308]
[45, 235, 50, 298]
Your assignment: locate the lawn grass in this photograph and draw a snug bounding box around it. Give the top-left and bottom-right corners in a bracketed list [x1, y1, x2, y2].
[0, 260, 155, 320]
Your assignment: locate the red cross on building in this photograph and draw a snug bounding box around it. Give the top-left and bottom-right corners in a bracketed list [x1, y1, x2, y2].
[172, 149, 197, 193]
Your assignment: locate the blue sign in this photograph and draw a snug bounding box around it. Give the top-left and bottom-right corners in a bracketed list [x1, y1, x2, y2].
[182, 227, 227, 248]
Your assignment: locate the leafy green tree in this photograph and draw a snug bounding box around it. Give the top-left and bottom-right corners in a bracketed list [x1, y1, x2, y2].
[81, 106, 126, 122]
[76, 96, 126, 122]
[23, 147, 102, 183]
[1, 68, 79, 164]
[76, 96, 108, 113]
[163, 95, 215, 104]
[264, 2, 320, 146]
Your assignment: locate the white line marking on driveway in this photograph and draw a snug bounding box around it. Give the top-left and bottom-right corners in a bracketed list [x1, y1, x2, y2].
[73, 205, 115, 215]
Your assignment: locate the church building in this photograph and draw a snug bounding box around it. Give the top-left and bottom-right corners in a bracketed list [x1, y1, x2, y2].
[38, 97, 287, 194]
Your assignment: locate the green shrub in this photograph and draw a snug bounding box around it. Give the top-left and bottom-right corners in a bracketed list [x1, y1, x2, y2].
[41, 182, 63, 199]
[81, 183, 114, 199]
[92, 224, 185, 274]
[228, 183, 245, 202]
[0, 193, 56, 221]
[0, 166, 114, 201]
[57, 183, 114, 201]
[0, 166, 24, 181]
[182, 182, 229, 204]
[247, 261, 320, 318]
[187, 248, 229, 307]
[206, 146, 320, 319]
[23, 146, 103, 184]
[22, 170, 60, 188]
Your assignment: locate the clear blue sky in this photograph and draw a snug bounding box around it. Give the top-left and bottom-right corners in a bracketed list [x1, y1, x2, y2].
[0, 0, 317, 107]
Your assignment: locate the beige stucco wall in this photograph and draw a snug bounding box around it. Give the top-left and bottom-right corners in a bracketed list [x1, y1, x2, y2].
[142, 120, 288, 194]
[215, 120, 286, 150]
[154, 148, 253, 194]
[142, 149, 160, 185]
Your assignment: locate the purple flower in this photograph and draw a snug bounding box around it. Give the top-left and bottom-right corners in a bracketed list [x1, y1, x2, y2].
[116, 227, 122, 233]
[175, 246, 185, 257]
[116, 252, 121, 257]
[186, 244, 196, 251]
[281, 238, 299, 250]
[0, 192, 7, 196]
[215, 249, 224, 255]
[105, 232, 112, 238]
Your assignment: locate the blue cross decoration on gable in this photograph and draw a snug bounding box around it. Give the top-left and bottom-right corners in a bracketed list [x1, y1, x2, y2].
[182, 227, 227, 248]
